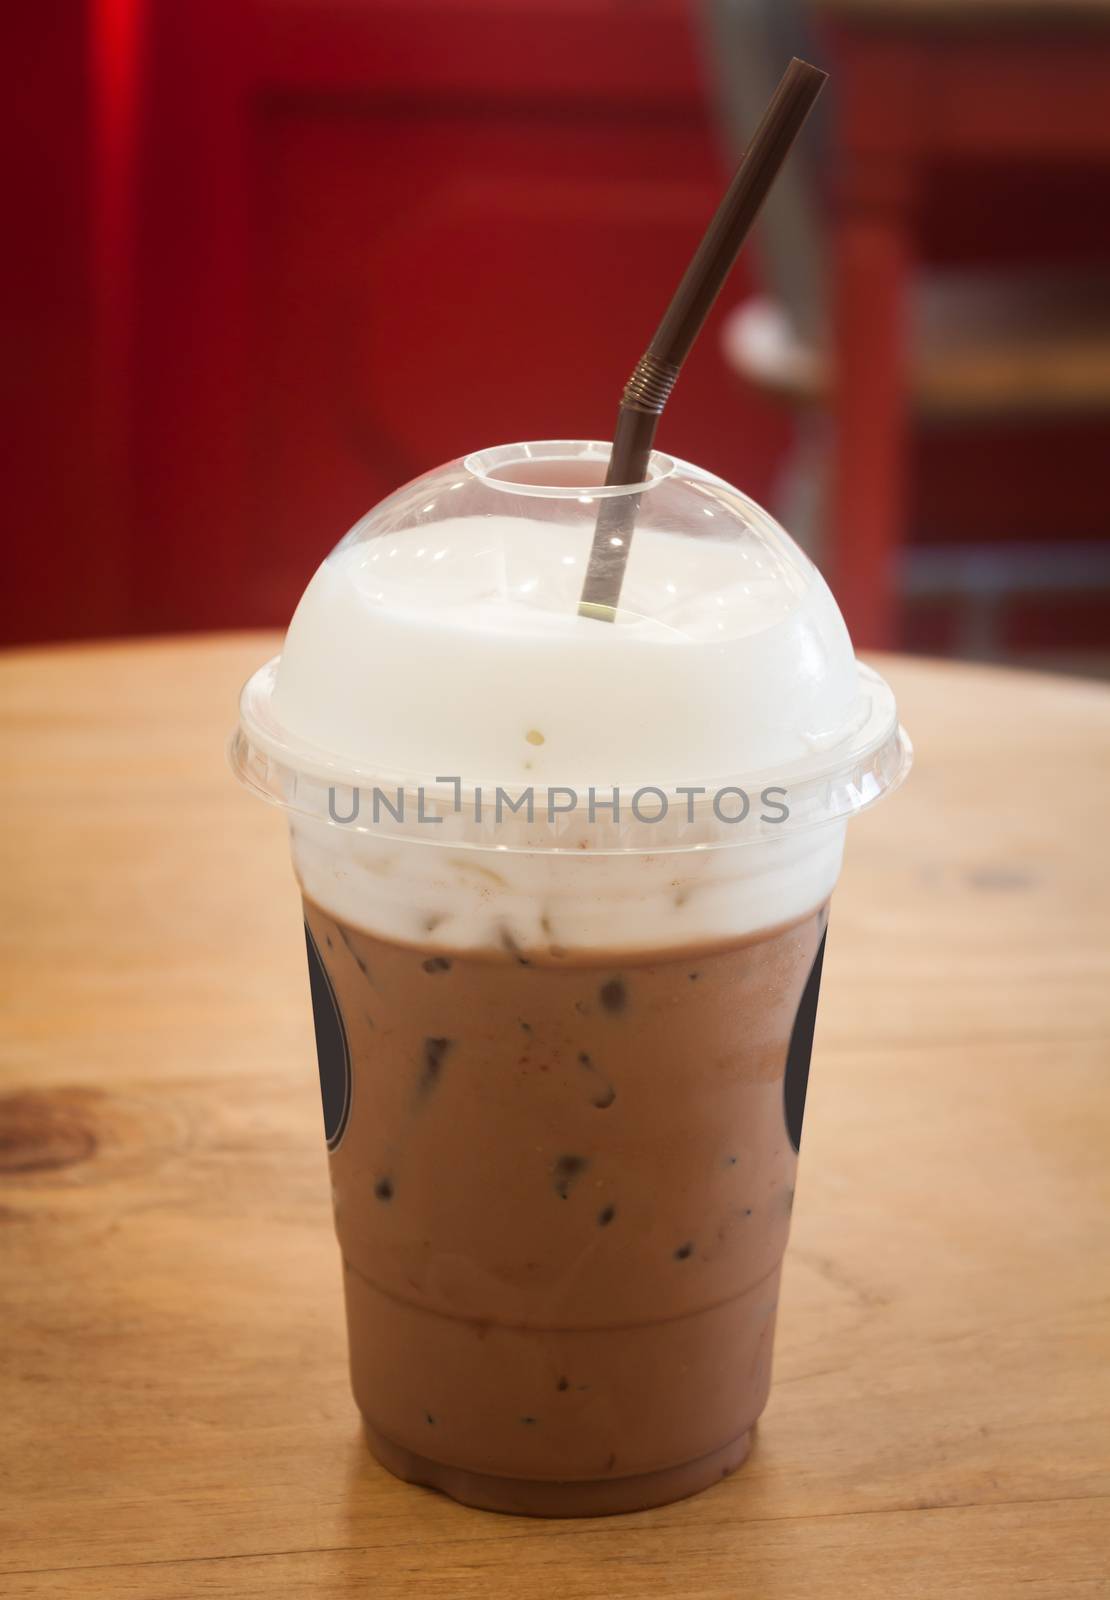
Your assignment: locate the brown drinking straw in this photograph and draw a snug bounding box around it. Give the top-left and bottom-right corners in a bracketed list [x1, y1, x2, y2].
[578, 58, 828, 620]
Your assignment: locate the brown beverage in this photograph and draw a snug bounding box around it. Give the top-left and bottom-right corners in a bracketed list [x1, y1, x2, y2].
[304, 894, 828, 1516]
[234, 440, 909, 1514]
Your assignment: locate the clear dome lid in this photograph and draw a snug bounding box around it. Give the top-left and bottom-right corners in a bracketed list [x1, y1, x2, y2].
[232, 440, 910, 850]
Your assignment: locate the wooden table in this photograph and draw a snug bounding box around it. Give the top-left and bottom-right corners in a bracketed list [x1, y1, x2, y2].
[812, 0, 1110, 649]
[1, 636, 1108, 1598]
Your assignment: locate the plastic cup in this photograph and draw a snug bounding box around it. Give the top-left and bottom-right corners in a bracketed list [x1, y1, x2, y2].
[232, 440, 910, 1515]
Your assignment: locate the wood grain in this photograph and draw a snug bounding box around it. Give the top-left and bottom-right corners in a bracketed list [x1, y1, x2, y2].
[1, 635, 1108, 1597]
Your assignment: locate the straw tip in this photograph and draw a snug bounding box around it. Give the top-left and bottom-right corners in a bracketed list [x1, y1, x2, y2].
[577, 599, 619, 624]
[789, 57, 830, 90]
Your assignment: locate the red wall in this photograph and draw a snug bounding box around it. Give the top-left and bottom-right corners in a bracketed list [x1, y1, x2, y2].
[7, 2, 1108, 649]
[5, 0, 787, 644]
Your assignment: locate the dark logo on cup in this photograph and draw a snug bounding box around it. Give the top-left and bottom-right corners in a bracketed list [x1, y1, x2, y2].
[304, 923, 351, 1151]
[783, 927, 827, 1153]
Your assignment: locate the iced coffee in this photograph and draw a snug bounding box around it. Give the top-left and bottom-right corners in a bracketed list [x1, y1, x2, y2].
[233, 439, 910, 1514]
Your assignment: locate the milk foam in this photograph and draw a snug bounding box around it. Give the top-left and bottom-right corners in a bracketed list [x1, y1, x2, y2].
[270, 511, 858, 951]
[273, 516, 858, 788]
[289, 814, 845, 955]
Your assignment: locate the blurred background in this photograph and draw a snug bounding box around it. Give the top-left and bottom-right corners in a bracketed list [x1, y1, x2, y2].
[6, 0, 1110, 663]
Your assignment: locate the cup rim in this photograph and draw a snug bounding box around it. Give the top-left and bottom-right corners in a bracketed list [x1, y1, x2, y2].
[463, 439, 676, 500]
[231, 657, 913, 853]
